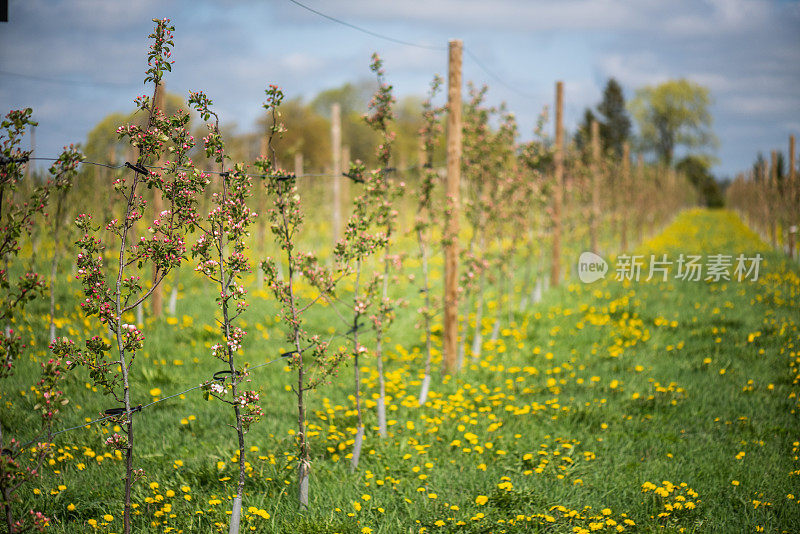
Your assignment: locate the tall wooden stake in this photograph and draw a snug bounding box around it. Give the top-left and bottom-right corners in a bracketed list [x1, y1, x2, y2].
[620, 142, 630, 251]
[29, 124, 35, 180]
[331, 103, 342, 245]
[770, 150, 778, 247]
[789, 135, 796, 258]
[341, 145, 351, 208]
[149, 83, 166, 319]
[294, 152, 304, 178]
[590, 119, 600, 254]
[636, 154, 644, 243]
[443, 39, 462, 374]
[550, 81, 564, 287]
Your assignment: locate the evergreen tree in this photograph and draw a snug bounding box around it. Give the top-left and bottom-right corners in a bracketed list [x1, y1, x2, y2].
[574, 108, 596, 154]
[597, 78, 631, 158]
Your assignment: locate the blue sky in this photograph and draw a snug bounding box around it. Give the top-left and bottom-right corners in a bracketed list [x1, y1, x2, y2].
[1, 0, 798, 178]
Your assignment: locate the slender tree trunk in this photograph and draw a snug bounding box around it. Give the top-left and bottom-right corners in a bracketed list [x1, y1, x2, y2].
[375, 247, 391, 438]
[517, 228, 535, 312]
[116, 181, 136, 534]
[456, 295, 471, 371]
[456, 234, 477, 371]
[417, 228, 433, 406]
[2, 484, 14, 534]
[211, 176, 248, 534]
[470, 274, 486, 359]
[294, 311, 308, 509]
[470, 233, 488, 360]
[277, 184, 310, 510]
[48, 192, 65, 341]
[168, 273, 179, 316]
[350, 260, 364, 472]
[0, 421, 14, 534]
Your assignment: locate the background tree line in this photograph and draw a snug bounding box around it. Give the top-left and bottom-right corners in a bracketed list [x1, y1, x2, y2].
[76, 76, 727, 207]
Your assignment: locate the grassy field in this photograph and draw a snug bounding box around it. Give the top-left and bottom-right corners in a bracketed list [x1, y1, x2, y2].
[4, 208, 800, 533]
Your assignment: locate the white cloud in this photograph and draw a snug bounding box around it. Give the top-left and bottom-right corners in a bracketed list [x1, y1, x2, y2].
[597, 52, 671, 88]
[279, 52, 326, 74]
[1, 0, 798, 177]
[723, 95, 800, 115]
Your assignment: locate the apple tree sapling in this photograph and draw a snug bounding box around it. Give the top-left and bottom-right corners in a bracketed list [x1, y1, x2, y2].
[47, 146, 83, 341]
[189, 90, 263, 534]
[335, 54, 404, 468]
[0, 109, 75, 534]
[56, 19, 208, 534]
[256, 85, 347, 509]
[414, 76, 444, 406]
[362, 54, 405, 439]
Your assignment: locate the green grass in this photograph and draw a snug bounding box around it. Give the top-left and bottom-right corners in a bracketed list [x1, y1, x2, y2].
[3, 208, 800, 533]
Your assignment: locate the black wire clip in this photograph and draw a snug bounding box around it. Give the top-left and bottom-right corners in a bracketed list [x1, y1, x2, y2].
[212, 369, 243, 382]
[342, 171, 364, 184]
[0, 155, 30, 166]
[124, 162, 149, 175]
[103, 404, 142, 418]
[345, 322, 366, 336]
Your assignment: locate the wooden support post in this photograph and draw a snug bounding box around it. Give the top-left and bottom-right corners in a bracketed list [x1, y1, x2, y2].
[550, 81, 564, 287]
[341, 146, 351, 170]
[789, 135, 796, 258]
[590, 119, 600, 254]
[331, 103, 342, 245]
[341, 145, 351, 207]
[620, 142, 630, 251]
[443, 39, 462, 374]
[770, 150, 778, 248]
[151, 82, 165, 319]
[294, 152, 304, 178]
[29, 124, 35, 180]
[636, 154, 644, 243]
[760, 159, 769, 239]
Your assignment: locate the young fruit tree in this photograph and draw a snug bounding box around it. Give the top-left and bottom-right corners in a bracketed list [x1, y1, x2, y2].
[47, 147, 82, 341]
[53, 19, 207, 534]
[256, 85, 347, 510]
[363, 54, 405, 440]
[414, 75, 444, 406]
[189, 90, 263, 534]
[335, 54, 403, 469]
[1, 110, 78, 534]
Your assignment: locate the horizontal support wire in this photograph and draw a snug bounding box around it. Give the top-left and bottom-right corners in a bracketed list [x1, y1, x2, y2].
[22, 157, 439, 181]
[16, 324, 363, 451]
[4, 7, 533, 100]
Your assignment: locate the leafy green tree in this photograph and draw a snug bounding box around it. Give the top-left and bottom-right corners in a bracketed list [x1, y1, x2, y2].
[393, 95, 429, 168]
[574, 108, 597, 155]
[597, 78, 631, 158]
[676, 155, 724, 207]
[83, 92, 189, 164]
[258, 97, 331, 172]
[752, 152, 767, 182]
[629, 79, 717, 166]
[312, 82, 378, 166]
[311, 82, 371, 118]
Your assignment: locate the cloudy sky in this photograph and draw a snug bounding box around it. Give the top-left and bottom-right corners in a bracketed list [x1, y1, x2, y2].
[1, 0, 798, 178]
